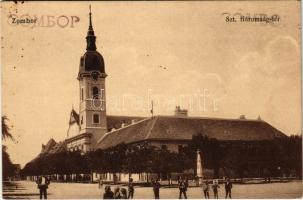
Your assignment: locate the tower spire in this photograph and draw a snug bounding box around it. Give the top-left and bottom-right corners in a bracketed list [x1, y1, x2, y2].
[89, 5, 93, 31]
[86, 5, 96, 51]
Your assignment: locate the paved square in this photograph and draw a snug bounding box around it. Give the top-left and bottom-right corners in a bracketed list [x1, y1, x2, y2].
[3, 181, 302, 199]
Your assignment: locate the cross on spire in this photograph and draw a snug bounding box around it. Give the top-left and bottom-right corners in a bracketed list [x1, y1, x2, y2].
[86, 5, 96, 51]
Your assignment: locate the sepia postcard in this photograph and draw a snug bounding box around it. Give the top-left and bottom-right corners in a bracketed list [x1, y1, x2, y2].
[1, 1, 302, 199]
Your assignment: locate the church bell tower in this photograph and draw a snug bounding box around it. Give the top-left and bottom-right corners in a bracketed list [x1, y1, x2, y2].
[77, 6, 107, 143]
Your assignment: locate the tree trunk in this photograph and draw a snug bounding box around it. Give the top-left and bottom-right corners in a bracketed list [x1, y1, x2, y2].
[214, 167, 219, 179]
[113, 172, 117, 184]
[128, 172, 132, 183]
[168, 173, 172, 188]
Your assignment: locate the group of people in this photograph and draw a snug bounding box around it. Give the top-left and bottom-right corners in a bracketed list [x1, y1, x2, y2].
[103, 177, 164, 200]
[202, 178, 233, 199]
[35, 175, 233, 199]
[177, 177, 232, 199]
[103, 178, 134, 199]
[103, 176, 233, 199]
[103, 185, 128, 199]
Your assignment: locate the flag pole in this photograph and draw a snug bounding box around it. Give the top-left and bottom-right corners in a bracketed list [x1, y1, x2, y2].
[151, 100, 154, 118]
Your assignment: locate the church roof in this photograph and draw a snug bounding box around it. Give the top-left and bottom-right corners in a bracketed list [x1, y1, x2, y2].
[79, 51, 105, 74]
[96, 116, 287, 149]
[78, 7, 105, 77]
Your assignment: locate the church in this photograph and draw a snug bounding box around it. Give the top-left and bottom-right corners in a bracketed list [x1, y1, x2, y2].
[37, 9, 287, 183]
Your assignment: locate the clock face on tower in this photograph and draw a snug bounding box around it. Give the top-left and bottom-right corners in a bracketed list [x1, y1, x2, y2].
[91, 71, 99, 81]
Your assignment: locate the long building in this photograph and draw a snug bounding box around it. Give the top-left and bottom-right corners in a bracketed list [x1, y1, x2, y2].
[26, 9, 287, 183]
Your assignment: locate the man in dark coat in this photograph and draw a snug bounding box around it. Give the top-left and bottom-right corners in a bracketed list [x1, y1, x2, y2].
[36, 176, 50, 199]
[225, 178, 233, 199]
[202, 180, 210, 199]
[103, 185, 114, 199]
[178, 177, 188, 199]
[152, 178, 161, 199]
[128, 178, 134, 199]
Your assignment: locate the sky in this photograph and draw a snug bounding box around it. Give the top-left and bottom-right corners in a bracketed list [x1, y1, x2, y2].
[1, 1, 301, 167]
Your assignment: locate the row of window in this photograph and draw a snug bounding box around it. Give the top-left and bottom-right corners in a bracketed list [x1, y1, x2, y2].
[160, 144, 185, 153]
[69, 145, 84, 152]
[81, 87, 105, 101]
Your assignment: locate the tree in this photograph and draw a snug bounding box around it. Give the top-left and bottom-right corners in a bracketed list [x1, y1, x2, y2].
[2, 116, 13, 141]
[102, 143, 127, 183]
[188, 133, 225, 178]
[2, 116, 16, 180]
[272, 135, 302, 178]
[122, 143, 155, 175]
[88, 149, 106, 173]
[65, 150, 87, 175]
[2, 149, 16, 180]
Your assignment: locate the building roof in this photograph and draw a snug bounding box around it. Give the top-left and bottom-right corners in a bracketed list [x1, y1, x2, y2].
[47, 141, 67, 154]
[41, 138, 57, 154]
[96, 115, 287, 149]
[107, 115, 146, 130]
[25, 140, 68, 167]
[39, 138, 68, 155]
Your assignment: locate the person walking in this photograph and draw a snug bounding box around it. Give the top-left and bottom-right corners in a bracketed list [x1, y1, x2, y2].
[98, 177, 103, 189]
[225, 178, 232, 199]
[212, 179, 220, 199]
[178, 177, 188, 199]
[113, 187, 121, 199]
[202, 180, 210, 199]
[36, 175, 50, 199]
[128, 178, 134, 199]
[152, 178, 161, 199]
[120, 188, 127, 199]
[103, 185, 114, 199]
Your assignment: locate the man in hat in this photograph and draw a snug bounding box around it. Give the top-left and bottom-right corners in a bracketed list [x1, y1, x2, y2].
[36, 176, 50, 199]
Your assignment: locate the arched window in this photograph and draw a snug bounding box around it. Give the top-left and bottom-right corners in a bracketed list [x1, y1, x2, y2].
[93, 114, 100, 124]
[92, 87, 99, 99]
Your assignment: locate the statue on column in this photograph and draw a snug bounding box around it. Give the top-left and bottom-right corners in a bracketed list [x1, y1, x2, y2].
[196, 149, 203, 186]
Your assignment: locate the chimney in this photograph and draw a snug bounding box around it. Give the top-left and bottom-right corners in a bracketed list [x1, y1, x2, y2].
[131, 119, 136, 124]
[239, 115, 246, 119]
[121, 123, 125, 128]
[174, 106, 188, 117]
